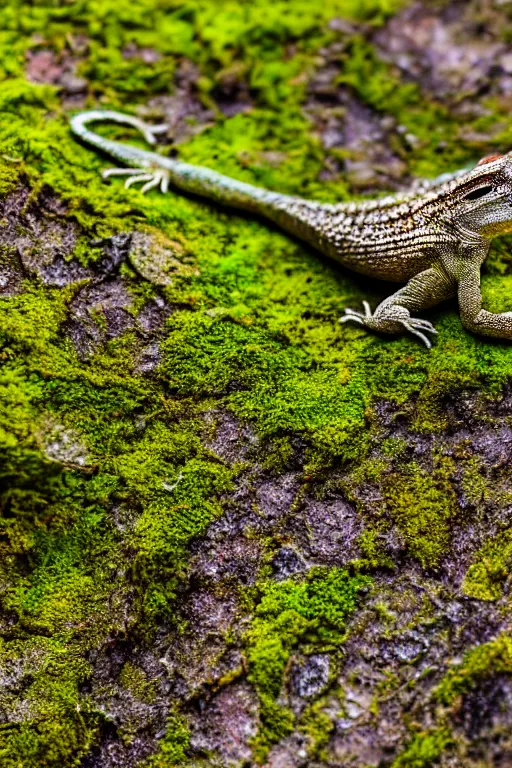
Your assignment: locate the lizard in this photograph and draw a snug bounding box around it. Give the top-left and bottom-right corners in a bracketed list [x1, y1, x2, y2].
[70, 109, 512, 348]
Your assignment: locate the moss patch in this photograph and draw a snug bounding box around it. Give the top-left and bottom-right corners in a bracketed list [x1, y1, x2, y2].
[246, 567, 370, 758]
[462, 528, 512, 601]
[143, 710, 191, 767]
[383, 460, 458, 569]
[390, 728, 453, 768]
[435, 633, 512, 707]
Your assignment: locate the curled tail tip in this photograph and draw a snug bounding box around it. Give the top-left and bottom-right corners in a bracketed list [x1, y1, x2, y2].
[69, 110, 106, 135]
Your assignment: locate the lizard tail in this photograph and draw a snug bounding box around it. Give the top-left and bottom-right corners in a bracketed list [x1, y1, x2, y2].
[70, 110, 331, 252]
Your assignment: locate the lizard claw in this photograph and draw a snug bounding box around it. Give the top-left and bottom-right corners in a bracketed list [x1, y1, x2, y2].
[340, 312, 365, 326]
[340, 303, 370, 324]
[399, 319, 436, 349]
[147, 123, 168, 137]
[403, 317, 437, 333]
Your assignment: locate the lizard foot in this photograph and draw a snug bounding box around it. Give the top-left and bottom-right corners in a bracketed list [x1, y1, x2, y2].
[339, 301, 437, 349]
[102, 167, 170, 194]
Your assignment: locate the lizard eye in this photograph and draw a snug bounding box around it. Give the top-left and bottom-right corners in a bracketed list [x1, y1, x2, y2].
[463, 185, 493, 201]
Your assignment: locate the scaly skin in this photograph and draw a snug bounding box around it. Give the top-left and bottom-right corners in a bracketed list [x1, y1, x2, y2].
[70, 110, 512, 348]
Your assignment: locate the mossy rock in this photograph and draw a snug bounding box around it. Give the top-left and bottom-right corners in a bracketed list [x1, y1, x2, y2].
[2, 1, 512, 766]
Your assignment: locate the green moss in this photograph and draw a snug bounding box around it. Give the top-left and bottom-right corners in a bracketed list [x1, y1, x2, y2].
[299, 698, 335, 759]
[462, 527, 512, 600]
[383, 460, 458, 569]
[246, 568, 370, 758]
[119, 662, 157, 703]
[0, 281, 237, 756]
[460, 454, 489, 506]
[390, 728, 453, 768]
[381, 436, 408, 459]
[260, 435, 294, 472]
[144, 710, 191, 767]
[337, 37, 472, 178]
[357, 528, 395, 570]
[435, 633, 512, 706]
[251, 697, 295, 762]
[0, 637, 96, 767]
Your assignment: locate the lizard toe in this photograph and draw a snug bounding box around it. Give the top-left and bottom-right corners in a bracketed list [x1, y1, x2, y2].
[102, 167, 145, 179]
[400, 320, 433, 348]
[408, 318, 438, 333]
[125, 173, 154, 189]
[340, 304, 369, 321]
[339, 311, 365, 326]
[121, 170, 170, 194]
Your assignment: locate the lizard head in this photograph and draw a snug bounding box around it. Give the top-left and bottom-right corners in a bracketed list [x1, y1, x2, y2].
[451, 152, 512, 238]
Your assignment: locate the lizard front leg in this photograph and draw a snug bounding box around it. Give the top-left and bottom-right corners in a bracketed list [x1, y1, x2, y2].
[458, 264, 512, 339]
[340, 267, 456, 348]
